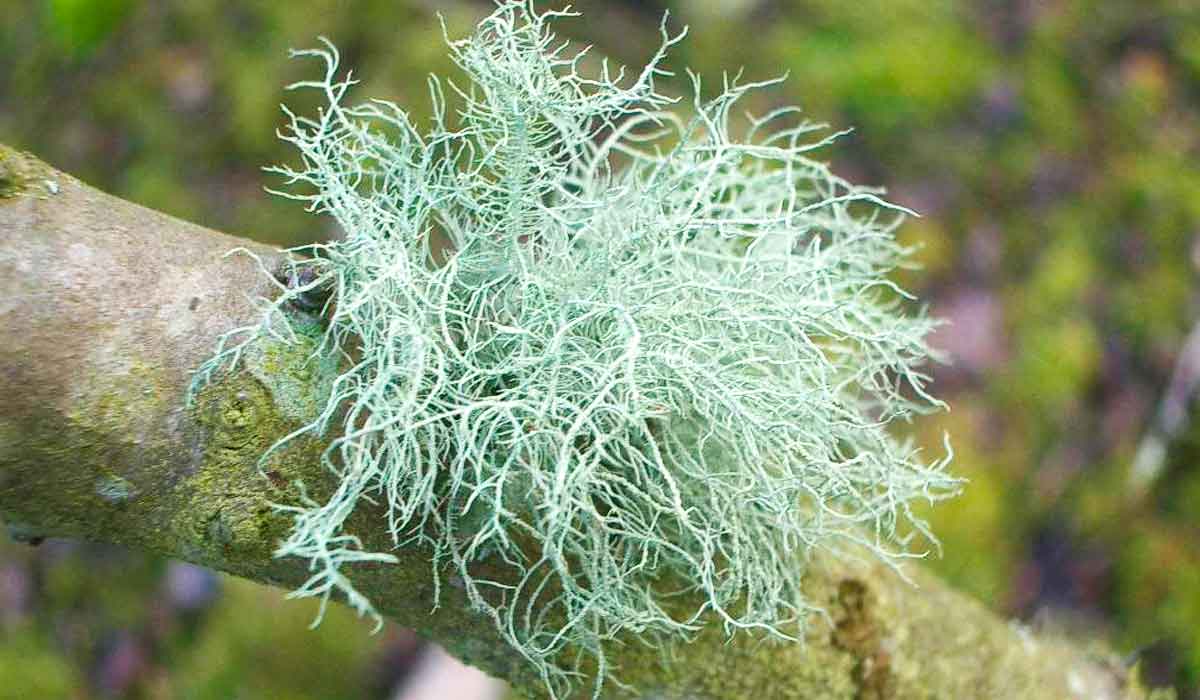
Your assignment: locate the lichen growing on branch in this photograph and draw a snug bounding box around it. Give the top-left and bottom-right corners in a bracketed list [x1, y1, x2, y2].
[192, 2, 959, 696]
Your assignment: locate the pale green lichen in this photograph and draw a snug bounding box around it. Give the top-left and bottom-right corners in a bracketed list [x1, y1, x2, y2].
[95, 473, 134, 503]
[192, 2, 958, 696]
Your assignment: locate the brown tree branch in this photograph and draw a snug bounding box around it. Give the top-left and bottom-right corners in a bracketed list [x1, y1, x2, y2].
[0, 145, 1164, 699]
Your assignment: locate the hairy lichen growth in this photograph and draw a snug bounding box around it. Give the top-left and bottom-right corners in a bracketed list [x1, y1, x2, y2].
[192, 2, 959, 696]
[95, 474, 134, 504]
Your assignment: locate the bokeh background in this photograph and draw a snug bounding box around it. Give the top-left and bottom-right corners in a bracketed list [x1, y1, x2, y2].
[3, 0, 1200, 697]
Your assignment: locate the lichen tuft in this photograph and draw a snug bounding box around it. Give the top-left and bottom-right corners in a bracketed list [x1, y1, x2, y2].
[95, 474, 134, 504]
[191, 2, 959, 696]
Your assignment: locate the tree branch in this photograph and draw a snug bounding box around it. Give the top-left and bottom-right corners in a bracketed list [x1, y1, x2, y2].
[0, 145, 1163, 699]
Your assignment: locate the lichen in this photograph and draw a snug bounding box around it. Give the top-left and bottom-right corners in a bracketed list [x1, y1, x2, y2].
[190, 2, 959, 697]
[0, 145, 55, 200]
[95, 473, 134, 503]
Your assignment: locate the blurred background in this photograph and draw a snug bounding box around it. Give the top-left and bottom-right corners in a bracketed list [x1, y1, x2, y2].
[2, 0, 1199, 697]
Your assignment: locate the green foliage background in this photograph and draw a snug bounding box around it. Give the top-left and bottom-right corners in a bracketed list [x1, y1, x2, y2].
[2, 0, 1199, 697]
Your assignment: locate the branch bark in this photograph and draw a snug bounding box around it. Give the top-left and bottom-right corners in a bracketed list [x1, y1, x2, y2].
[0, 145, 1164, 700]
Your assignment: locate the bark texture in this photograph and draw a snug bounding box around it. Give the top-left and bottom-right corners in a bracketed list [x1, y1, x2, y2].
[0, 145, 1168, 699]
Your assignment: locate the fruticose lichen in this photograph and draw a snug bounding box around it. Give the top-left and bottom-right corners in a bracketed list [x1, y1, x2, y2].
[191, 2, 959, 696]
